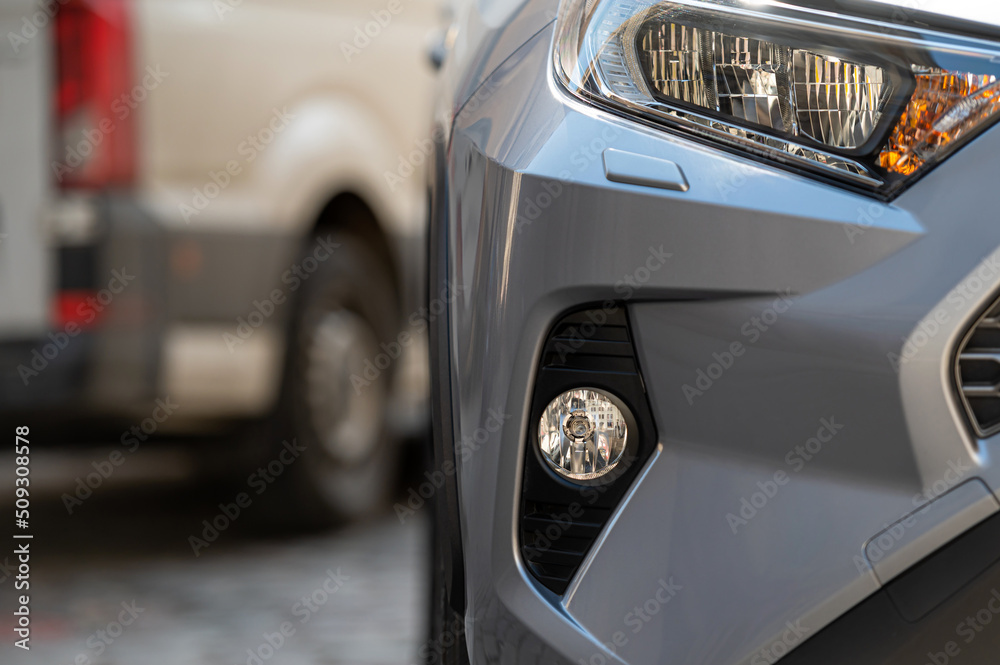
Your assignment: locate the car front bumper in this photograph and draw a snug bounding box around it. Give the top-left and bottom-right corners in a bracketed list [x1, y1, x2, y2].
[439, 19, 1000, 665]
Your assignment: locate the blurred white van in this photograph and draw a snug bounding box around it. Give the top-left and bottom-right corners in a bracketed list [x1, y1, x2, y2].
[0, 0, 443, 522]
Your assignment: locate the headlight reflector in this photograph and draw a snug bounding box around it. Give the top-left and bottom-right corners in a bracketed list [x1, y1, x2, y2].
[635, 20, 891, 150]
[555, 0, 1000, 195]
[538, 388, 628, 482]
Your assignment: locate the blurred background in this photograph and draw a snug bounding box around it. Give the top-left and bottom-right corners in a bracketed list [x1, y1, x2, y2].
[0, 0, 450, 662]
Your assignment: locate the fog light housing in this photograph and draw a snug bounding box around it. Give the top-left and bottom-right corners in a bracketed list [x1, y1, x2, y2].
[538, 388, 628, 482]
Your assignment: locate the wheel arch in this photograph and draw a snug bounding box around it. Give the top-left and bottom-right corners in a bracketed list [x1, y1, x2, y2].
[308, 190, 402, 308]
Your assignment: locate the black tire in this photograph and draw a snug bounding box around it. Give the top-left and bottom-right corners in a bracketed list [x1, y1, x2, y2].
[265, 231, 400, 528]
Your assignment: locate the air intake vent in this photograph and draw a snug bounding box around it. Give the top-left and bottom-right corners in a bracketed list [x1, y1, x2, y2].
[540, 310, 638, 375]
[957, 300, 1000, 437]
[521, 501, 612, 588]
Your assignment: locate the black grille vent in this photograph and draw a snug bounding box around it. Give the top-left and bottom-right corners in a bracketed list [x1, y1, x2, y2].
[957, 300, 1000, 436]
[540, 310, 639, 375]
[521, 501, 612, 588]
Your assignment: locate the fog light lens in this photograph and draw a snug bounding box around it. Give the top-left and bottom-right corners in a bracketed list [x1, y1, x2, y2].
[538, 389, 628, 482]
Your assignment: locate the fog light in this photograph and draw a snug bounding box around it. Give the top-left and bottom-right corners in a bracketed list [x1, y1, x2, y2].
[538, 389, 628, 482]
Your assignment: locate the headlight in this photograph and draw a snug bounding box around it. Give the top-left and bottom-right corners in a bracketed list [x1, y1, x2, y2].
[554, 0, 1000, 195]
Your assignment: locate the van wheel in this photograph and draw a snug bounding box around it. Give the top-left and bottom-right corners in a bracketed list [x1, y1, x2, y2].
[268, 231, 399, 528]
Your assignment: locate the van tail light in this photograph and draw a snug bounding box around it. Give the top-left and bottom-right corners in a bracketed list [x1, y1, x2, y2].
[54, 0, 136, 190]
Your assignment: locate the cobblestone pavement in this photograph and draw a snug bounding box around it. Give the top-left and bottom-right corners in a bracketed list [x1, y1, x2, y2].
[1, 446, 429, 665]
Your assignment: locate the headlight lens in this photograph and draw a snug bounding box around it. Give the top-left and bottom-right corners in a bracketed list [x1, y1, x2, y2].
[554, 0, 1000, 195]
[538, 388, 628, 482]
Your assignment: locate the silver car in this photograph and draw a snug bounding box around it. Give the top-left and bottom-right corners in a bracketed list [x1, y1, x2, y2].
[428, 0, 1000, 663]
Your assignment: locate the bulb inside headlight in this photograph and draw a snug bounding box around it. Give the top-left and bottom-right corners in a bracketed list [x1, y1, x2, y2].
[555, 0, 1000, 195]
[634, 20, 891, 150]
[538, 388, 628, 482]
[880, 71, 1000, 175]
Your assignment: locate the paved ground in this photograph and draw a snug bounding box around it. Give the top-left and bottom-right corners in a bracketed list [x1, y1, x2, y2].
[0, 445, 429, 665]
